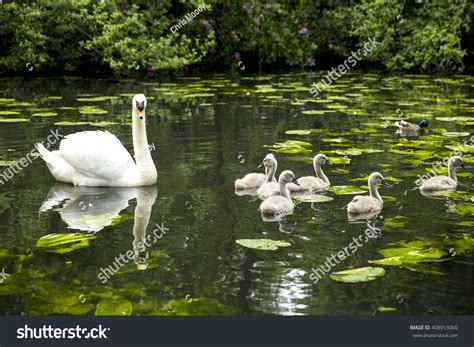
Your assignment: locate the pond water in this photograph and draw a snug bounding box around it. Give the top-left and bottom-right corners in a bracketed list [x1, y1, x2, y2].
[0, 72, 472, 315]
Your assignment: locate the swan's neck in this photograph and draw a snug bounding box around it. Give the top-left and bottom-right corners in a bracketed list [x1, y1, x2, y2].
[266, 162, 277, 182]
[448, 164, 457, 182]
[314, 161, 329, 184]
[132, 109, 157, 183]
[279, 181, 291, 200]
[368, 180, 382, 204]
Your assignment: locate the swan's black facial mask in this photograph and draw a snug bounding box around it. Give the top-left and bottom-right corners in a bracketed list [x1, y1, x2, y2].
[136, 101, 145, 119]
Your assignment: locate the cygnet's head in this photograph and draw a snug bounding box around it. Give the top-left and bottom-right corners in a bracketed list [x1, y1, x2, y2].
[279, 170, 299, 185]
[259, 153, 277, 168]
[132, 94, 147, 120]
[448, 156, 464, 169]
[368, 172, 390, 187]
[314, 153, 331, 165]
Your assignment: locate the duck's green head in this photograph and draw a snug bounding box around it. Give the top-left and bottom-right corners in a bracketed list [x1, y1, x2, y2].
[419, 119, 429, 128]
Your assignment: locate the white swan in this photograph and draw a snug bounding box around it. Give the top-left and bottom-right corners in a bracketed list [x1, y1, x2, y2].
[420, 156, 464, 191]
[346, 172, 389, 216]
[234, 153, 276, 190]
[259, 170, 299, 215]
[35, 94, 157, 187]
[257, 155, 281, 199]
[288, 153, 331, 192]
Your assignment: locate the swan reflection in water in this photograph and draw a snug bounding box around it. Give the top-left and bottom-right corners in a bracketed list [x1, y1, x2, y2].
[39, 184, 158, 270]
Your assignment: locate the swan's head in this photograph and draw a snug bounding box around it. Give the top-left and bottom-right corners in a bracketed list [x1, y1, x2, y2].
[449, 156, 464, 169]
[258, 153, 277, 168]
[314, 153, 331, 165]
[279, 170, 299, 186]
[368, 172, 390, 187]
[132, 94, 147, 120]
[419, 119, 429, 128]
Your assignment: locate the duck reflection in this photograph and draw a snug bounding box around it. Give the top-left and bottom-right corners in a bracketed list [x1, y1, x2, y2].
[39, 184, 157, 269]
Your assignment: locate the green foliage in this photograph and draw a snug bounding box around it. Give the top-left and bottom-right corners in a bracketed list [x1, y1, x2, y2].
[0, 0, 472, 74]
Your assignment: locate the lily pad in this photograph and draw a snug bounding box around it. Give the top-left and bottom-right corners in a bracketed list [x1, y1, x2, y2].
[0, 160, 18, 166]
[32, 112, 58, 117]
[0, 118, 29, 123]
[369, 241, 446, 266]
[285, 130, 311, 135]
[155, 297, 234, 316]
[330, 267, 385, 283]
[95, 296, 132, 316]
[236, 239, 291, 251]
[36, 233, 97, 254]
[79, 106, 108, 115]
[378, 306, 397, 312]
[329, 185, 367, 195]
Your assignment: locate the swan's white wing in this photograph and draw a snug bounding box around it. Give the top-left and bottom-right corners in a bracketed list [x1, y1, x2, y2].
[59, 131, 136, 181]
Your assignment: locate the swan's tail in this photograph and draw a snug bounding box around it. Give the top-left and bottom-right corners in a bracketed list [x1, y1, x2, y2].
[35, 143, 54, 163]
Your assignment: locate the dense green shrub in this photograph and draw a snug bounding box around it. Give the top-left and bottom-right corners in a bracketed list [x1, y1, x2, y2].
[0, 0, 472, 75]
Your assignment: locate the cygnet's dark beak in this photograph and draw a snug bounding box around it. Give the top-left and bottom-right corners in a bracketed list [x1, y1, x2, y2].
[292, 178, 300, 186]
[381, 179, 390, 187]
[326, 159, 332, 165]
[460, 162, 465, 169]
[258, 162, 264, 169]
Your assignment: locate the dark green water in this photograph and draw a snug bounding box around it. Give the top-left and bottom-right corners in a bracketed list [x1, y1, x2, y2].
[0, 73, 472, 315]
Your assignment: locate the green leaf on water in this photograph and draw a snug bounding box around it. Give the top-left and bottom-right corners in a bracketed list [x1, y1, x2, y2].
[32, 112, 58, 117]
[77, 96, 119, 102]
[329, 185, 367, 195]
[36, 233, 97, 254]
[442, 132, 470, 137]
[330, 267, 385, 283]
[95, 296, 132, 316]
[293, 194, 334, 203]
[327, 156, 351, 165]
[54, 121, 90, 126]
[0, 118, 29, 123]
[0, 160, 18, 166]
[155, 297, 234, 316]
[79, 106, 108, 115]
[0, 110, 20, 115]
[369, 241, 446, 266]
[236, 239, 291, 251]
[285, 130, 311, 135]
[378, 306, 397, 312]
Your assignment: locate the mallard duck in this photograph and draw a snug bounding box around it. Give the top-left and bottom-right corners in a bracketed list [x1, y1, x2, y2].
[395, 119, 428, 135]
